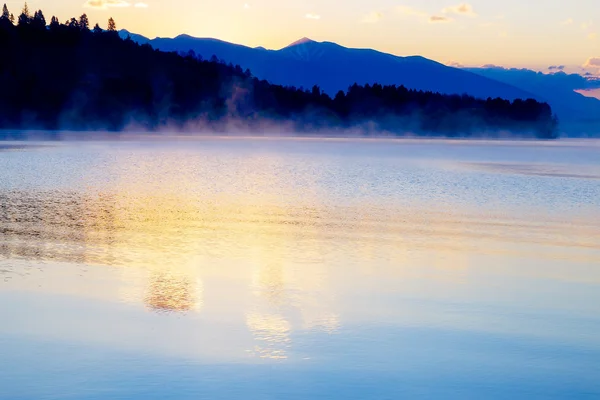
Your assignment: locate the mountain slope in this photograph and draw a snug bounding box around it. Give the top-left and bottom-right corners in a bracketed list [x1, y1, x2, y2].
[120, 31, 536, 102]
[465, 67, 600, 132]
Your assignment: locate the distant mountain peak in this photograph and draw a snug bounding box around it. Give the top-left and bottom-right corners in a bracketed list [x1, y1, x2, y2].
[285, 37, 316, 48]
[175, 34, 194, 40]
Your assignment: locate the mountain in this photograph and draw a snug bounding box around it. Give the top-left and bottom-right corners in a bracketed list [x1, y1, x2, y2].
[119, 31, 536, 102]
[464, 67, 600, 134]
[0, 21, 557, 137]
[119, 31, 600, 134]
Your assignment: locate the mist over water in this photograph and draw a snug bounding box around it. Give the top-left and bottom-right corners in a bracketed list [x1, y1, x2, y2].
[1, 137, 599, 399]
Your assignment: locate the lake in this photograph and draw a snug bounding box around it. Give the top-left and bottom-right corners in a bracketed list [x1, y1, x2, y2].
[1, 137, 599, 399]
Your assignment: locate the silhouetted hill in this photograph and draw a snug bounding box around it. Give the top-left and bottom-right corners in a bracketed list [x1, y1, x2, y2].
[0, 8, 557, 138]
[121, 32, 536, 102]
[465, 67, 600, 135]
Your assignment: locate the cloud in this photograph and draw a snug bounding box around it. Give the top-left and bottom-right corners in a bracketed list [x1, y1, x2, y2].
[548, 65, 566, 71]
[560, 18, 573, 25]
[447, 61, 464, 68]
[442, 3, 477, 17]
[583, 57, 600, 69]
[134, 2, 148, 8]
[582, 72, 600, 80]
[429, 15, 451, 23]
[481, 64, 505, 69]
[361, 11, 383, 24]
[305, 13, 321, 20]
[83, 0, 131, 9]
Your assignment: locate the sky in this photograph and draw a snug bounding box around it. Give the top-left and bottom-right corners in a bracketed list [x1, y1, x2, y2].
[7, 0, 600, 74]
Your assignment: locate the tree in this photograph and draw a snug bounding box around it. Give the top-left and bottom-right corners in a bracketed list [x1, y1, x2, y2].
[49, 16, 59, 30]
[334, 90, 345, 103]
[17, 2, 29, 25]
[311, 85, 321, 97]
[93, 23, 102, 34]
[1, 4, 9, 20]
[107, 17, 116, 31]
[9, 13, 13, 24]
[32, 10, 45, 29]
[185, 49, 196, 59]
[67, 17, 78, 29]
[0, 3, 11, 28]
[79, 13, 89, 30]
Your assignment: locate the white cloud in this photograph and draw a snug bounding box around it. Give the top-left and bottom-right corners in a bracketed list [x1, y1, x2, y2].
[305, 13, 321, 20]
[442, 3, 477, 17]
[83, 0, 131, 9]
[395, 4, 476, 24]
[446, 60, 464, 68]
[583, 57, 600, 69]
[481, 64, 505, 69]
[361, 11, 383, 24]
[134, 2, 148, 8]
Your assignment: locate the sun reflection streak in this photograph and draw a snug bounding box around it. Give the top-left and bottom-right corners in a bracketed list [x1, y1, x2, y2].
[144, 272, 204, 313]
[246, 312, 291, 359]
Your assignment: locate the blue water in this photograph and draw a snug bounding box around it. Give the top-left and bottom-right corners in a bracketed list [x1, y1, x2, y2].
[0, 138, 599, 399]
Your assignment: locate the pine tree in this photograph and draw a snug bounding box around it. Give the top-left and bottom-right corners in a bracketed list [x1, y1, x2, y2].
[49, 16, 59, 30]
[1, 4, 9, 20]
[79, 13, 89, 30]
[0, 3, 10, 28]
[107, 17, 116, 31]
[17, 2, 30, 26]
[93, 23, 102, 34]
[32, 9, 45, 29]
[67, 17, 78, 29]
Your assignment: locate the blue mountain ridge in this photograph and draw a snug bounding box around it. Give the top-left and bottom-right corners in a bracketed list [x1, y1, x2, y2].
[120, 30, 600, 134]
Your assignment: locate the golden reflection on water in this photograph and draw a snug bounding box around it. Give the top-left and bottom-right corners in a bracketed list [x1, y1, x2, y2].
[246, 312, 291, 359]
[2, 188, 600, 280]
[144, 271, 203, 313]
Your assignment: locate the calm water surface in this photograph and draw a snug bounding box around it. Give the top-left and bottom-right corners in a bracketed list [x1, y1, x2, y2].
[1, 138, 599, 399]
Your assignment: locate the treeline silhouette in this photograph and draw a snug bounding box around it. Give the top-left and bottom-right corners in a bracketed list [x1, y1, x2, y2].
[0, 5, 559, 138]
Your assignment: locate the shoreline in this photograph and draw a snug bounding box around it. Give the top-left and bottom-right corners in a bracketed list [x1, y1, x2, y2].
[1, 132, 599, 148]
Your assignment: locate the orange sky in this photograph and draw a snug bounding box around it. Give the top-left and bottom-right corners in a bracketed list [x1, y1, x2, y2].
[10, 0, 600, 74]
